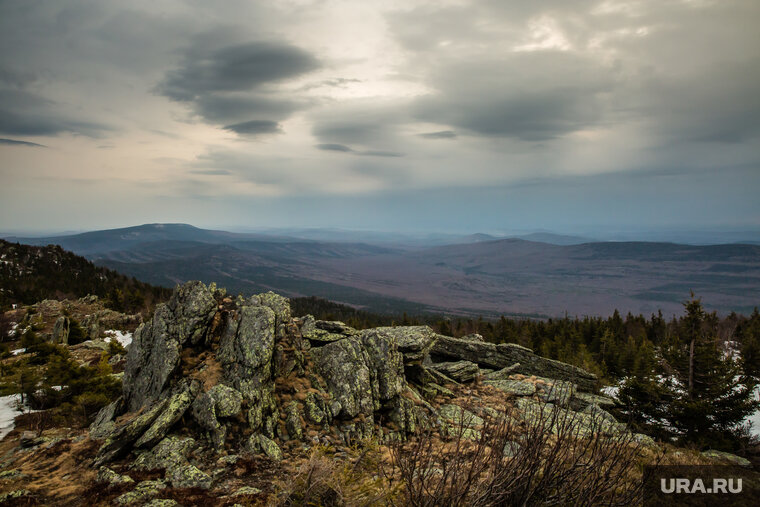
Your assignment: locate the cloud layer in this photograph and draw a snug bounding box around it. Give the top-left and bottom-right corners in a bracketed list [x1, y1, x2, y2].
[0, 0, 758, 233]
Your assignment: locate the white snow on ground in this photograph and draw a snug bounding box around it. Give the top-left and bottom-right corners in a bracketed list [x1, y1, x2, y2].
[601, 385, 619, 399]
[0, 394, 25, 440]
[10, 348, 25, 356]
[104, 330, 133, 347]
[748, 386, 760, 439]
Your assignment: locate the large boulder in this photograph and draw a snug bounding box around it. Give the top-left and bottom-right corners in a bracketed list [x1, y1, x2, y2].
[123, 281, 218, 412]
[431, 335, 598, 391]
[310, 329, 405, 422]
[367, 326, 437, 363]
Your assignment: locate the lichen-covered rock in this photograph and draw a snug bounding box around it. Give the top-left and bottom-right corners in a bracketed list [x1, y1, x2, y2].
[143, 500, 180, 507]
[311, 338, 373, 419]
[370, 326, 437, 363]
[570, 392, 618, 411]
[115, 480, 166, 505]
[218, 303, 277, 433]
[304, 392, 328, 425]
[302, 317, 359, 342]
[135, 380, 200, 448]
[192, 390, 225, 449]
[431, 360, 479, 382]
[52, 316, 70, 344]
[133, 436, 197, 471]
[209, 384, 243, 418]
[311, 329, 405, 422]
[515, 398, 626, 437]
[431, 335, 598, 391]
[123, 281, 217, 412]
[167, 462, 212, 489]
[285, 401, 304, 440]
[484, 379, 536, 396]
[360, 329, 405, 405]
[96, 466, 134, 485]
[701, 449, 752, 467]
[482, 363, 521, 381]
[256, 291, 291, 336]
[89, 397, 124, 439]
[95, 399, 169, 465]
[247, 434, 282, 461]
[537, 378, 576, 407]
[439, 404, 484, 428]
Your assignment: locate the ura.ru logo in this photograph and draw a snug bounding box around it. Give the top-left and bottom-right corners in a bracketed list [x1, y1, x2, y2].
[661, 478, 742, 494]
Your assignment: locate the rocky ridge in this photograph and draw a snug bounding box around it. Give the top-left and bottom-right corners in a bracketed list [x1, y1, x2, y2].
[82, 281, 649, 502]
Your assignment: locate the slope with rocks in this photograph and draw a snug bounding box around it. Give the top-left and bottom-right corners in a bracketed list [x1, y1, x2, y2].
[0, 281, 750, 505]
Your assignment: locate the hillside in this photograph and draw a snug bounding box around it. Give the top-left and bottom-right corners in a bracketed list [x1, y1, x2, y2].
[6, 224, 760, 317]
[0, 239, 171, 313]
[2, 281, 756, 505]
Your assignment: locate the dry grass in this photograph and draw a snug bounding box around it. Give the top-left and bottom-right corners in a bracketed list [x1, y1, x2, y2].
[389, 402, 654, 507]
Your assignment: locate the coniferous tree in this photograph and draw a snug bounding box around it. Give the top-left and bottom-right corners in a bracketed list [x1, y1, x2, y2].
[659, 297, 758, 448]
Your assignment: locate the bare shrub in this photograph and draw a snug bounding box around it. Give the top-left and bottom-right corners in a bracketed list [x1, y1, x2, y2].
[390, 400, 652, 507]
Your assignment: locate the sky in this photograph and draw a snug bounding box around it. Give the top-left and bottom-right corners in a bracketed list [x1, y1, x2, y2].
[0, 0, 759, 235]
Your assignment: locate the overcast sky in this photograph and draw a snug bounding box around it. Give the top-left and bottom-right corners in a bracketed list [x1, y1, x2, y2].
[1, 0, 758, 235]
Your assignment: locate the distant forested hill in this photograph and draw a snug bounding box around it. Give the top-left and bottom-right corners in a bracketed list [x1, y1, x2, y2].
[0, 239, 171, 313]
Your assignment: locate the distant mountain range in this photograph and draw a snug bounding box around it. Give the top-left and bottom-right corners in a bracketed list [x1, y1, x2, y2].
[5, 223, 760, 317]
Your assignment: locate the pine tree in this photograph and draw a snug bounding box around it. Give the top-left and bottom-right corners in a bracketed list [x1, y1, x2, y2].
[660, 297, 758, 448]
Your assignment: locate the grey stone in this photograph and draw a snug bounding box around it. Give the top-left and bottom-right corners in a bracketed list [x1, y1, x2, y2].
[95, 400, 169, 465]
[431, 360, 479, 382]
[135, 380, 200, 448]
[123, 281, 217, 412]
[218, 303, 277, 433]
[431, 335, 597, 391]
[167, 462, 212, 489]
[311, 329, 404, 421]
[701, 449, 752, 467]
[247, 434, 282, 461]
[570, 392, 618, 411]
[96, 466, 134, 485]
[52, 316, 70, 344]
[482, 363, 521, 381]
[484, 379, 536, 396]
[114, 480, 166, 505]
[367, 326, 437, 363]
[285, 401, 303, 440]
[133, 436, 197, 471]
[439, 404, 484, 428]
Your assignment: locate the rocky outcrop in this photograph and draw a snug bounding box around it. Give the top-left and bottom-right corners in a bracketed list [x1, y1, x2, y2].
[52, 316, 70, 344]
[431, 335, 598, 391]
[88, 280, 645, 496]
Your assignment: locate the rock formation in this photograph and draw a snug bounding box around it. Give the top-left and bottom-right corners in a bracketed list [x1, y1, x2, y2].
[88, 281, 643, 493]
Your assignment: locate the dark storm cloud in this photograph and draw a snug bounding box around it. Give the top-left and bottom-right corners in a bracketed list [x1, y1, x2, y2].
[222, 120, 281, 135]
[157, 40, 319, 133]
[413, 53, 611, 141]
[418, 130, 456, 139]
[0, 91, 109, 137]
[0, 138, 46, 148]
[195, 94, 301, 124]
[316, 143, 353, 152]
[158, 41, 320, 101]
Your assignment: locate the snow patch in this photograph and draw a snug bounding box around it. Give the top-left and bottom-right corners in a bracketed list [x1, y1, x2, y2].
[104, 330, 132, 347]
[10, 348, 25, 356]
[0, 394, 27, 440]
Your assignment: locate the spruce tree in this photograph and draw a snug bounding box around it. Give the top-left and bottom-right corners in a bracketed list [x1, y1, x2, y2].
[660, 297, 758, 448]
